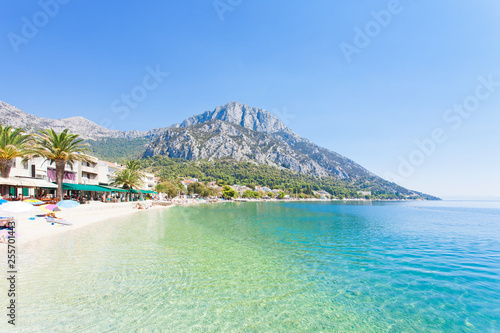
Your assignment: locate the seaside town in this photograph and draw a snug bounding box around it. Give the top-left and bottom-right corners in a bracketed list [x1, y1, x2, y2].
[0, 153, 339, 205]
[0, 125, 344, 245]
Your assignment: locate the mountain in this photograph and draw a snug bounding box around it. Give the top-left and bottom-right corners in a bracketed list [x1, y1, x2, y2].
[145, 102, 373, 179]
[0, 100, 163, 140]
[0, 99, 437, 198]
[180, 102, 292, 135]
[143, 102, 435, 198]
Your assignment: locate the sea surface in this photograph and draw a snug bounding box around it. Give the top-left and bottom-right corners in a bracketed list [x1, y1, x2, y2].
[5, 201, 500, 332]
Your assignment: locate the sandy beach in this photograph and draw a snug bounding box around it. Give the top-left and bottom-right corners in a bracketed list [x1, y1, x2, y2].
[1, 201, 173, 246]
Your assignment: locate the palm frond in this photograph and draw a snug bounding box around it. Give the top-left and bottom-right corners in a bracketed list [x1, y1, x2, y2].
[32, 128, 91, 164]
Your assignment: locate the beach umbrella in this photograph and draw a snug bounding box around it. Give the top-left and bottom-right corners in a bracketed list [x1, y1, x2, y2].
[23, 199, 44, 205]
[40, 204, 62, 213]
[0, 201, 36, 214]
[56, 200, 80, 208]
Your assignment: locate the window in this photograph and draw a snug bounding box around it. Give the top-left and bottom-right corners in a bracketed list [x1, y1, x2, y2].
[23, 162, 29, 169]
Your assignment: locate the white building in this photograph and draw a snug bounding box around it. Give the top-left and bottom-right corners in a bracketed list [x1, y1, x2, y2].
[2, 154, 157, 198]
[9, 156, 78, 184]
[142, 172, 157, 191]
[231, 184, 251, 195]
[98, 161, 125, 185]
[313, 190, 332, 199]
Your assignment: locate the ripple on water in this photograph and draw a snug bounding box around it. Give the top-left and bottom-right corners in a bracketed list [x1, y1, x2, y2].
[5, 202, 500, 332]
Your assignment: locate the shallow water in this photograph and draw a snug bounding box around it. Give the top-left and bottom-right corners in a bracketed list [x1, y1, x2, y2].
[3, 201, 500, 332]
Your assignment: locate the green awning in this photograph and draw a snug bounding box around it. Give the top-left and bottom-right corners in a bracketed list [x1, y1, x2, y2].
[99, 185, 129, 193]
[62, 184, 157, 194]
[99, 186, 156, 194]
[62, 183, 113, 192]
[128, 189, 156, 194]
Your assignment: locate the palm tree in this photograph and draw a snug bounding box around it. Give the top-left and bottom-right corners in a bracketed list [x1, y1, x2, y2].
[124, 160, 142, 171]
[0, 124, 33, 179]
[125, 160, 145, 178]
[111, 168, 143, 201]
[33, 128, 92, 200]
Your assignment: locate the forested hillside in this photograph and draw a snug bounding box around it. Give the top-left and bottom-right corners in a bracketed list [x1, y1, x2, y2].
[140, 156, 438, 200]
[87, 137, 150, 163]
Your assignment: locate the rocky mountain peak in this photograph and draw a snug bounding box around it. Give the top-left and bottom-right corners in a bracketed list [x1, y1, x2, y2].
[180, 101, 292, 135]
[0, 100, 164, 140]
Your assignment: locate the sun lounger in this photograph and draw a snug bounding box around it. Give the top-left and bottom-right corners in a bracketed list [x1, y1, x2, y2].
[45, 216, 73, 226]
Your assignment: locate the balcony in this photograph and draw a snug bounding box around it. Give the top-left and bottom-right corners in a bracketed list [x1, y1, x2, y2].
[83, 179, 99, 185]
[40, 175, 77, 184]
[81, 165, 98, 174]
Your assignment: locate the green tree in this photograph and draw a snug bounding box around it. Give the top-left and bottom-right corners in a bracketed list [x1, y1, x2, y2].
[125, 160, 144, 175]
[156, 180, 178, 198]
[246, 183, 256, 190]
[277, 191, 285, 199]
[242, 190, 255, 198]
[118, 159, 149, 200]
[33, 129, 92, 200]
[222, 185, 237, 199]
[112, 169, 143, 201]
[187, 182, 216, 197]
[0, 125, 33, 179]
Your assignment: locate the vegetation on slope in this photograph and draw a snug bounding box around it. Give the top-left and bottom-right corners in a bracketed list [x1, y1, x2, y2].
[139, 155, 438, 200]
[86, 137, 149, 163]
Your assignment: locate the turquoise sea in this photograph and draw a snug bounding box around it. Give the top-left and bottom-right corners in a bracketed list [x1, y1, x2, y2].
[6, 201, 500, 332]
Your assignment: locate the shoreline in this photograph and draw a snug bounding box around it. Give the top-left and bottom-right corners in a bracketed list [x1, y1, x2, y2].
[1, 201, 172, 246]
[1, 197, 432, 247]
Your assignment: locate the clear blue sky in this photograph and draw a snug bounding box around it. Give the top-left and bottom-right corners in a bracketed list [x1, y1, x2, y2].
[1, 1, 499, 198]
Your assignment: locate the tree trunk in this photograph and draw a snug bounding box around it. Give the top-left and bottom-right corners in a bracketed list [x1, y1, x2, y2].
[55, 159, 66, 201]
[0, 159, 13, 197]
[0, 159, 13, 178]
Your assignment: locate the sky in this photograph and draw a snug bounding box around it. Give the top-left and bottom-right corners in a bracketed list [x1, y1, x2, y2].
[1, 0, 499, 199]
